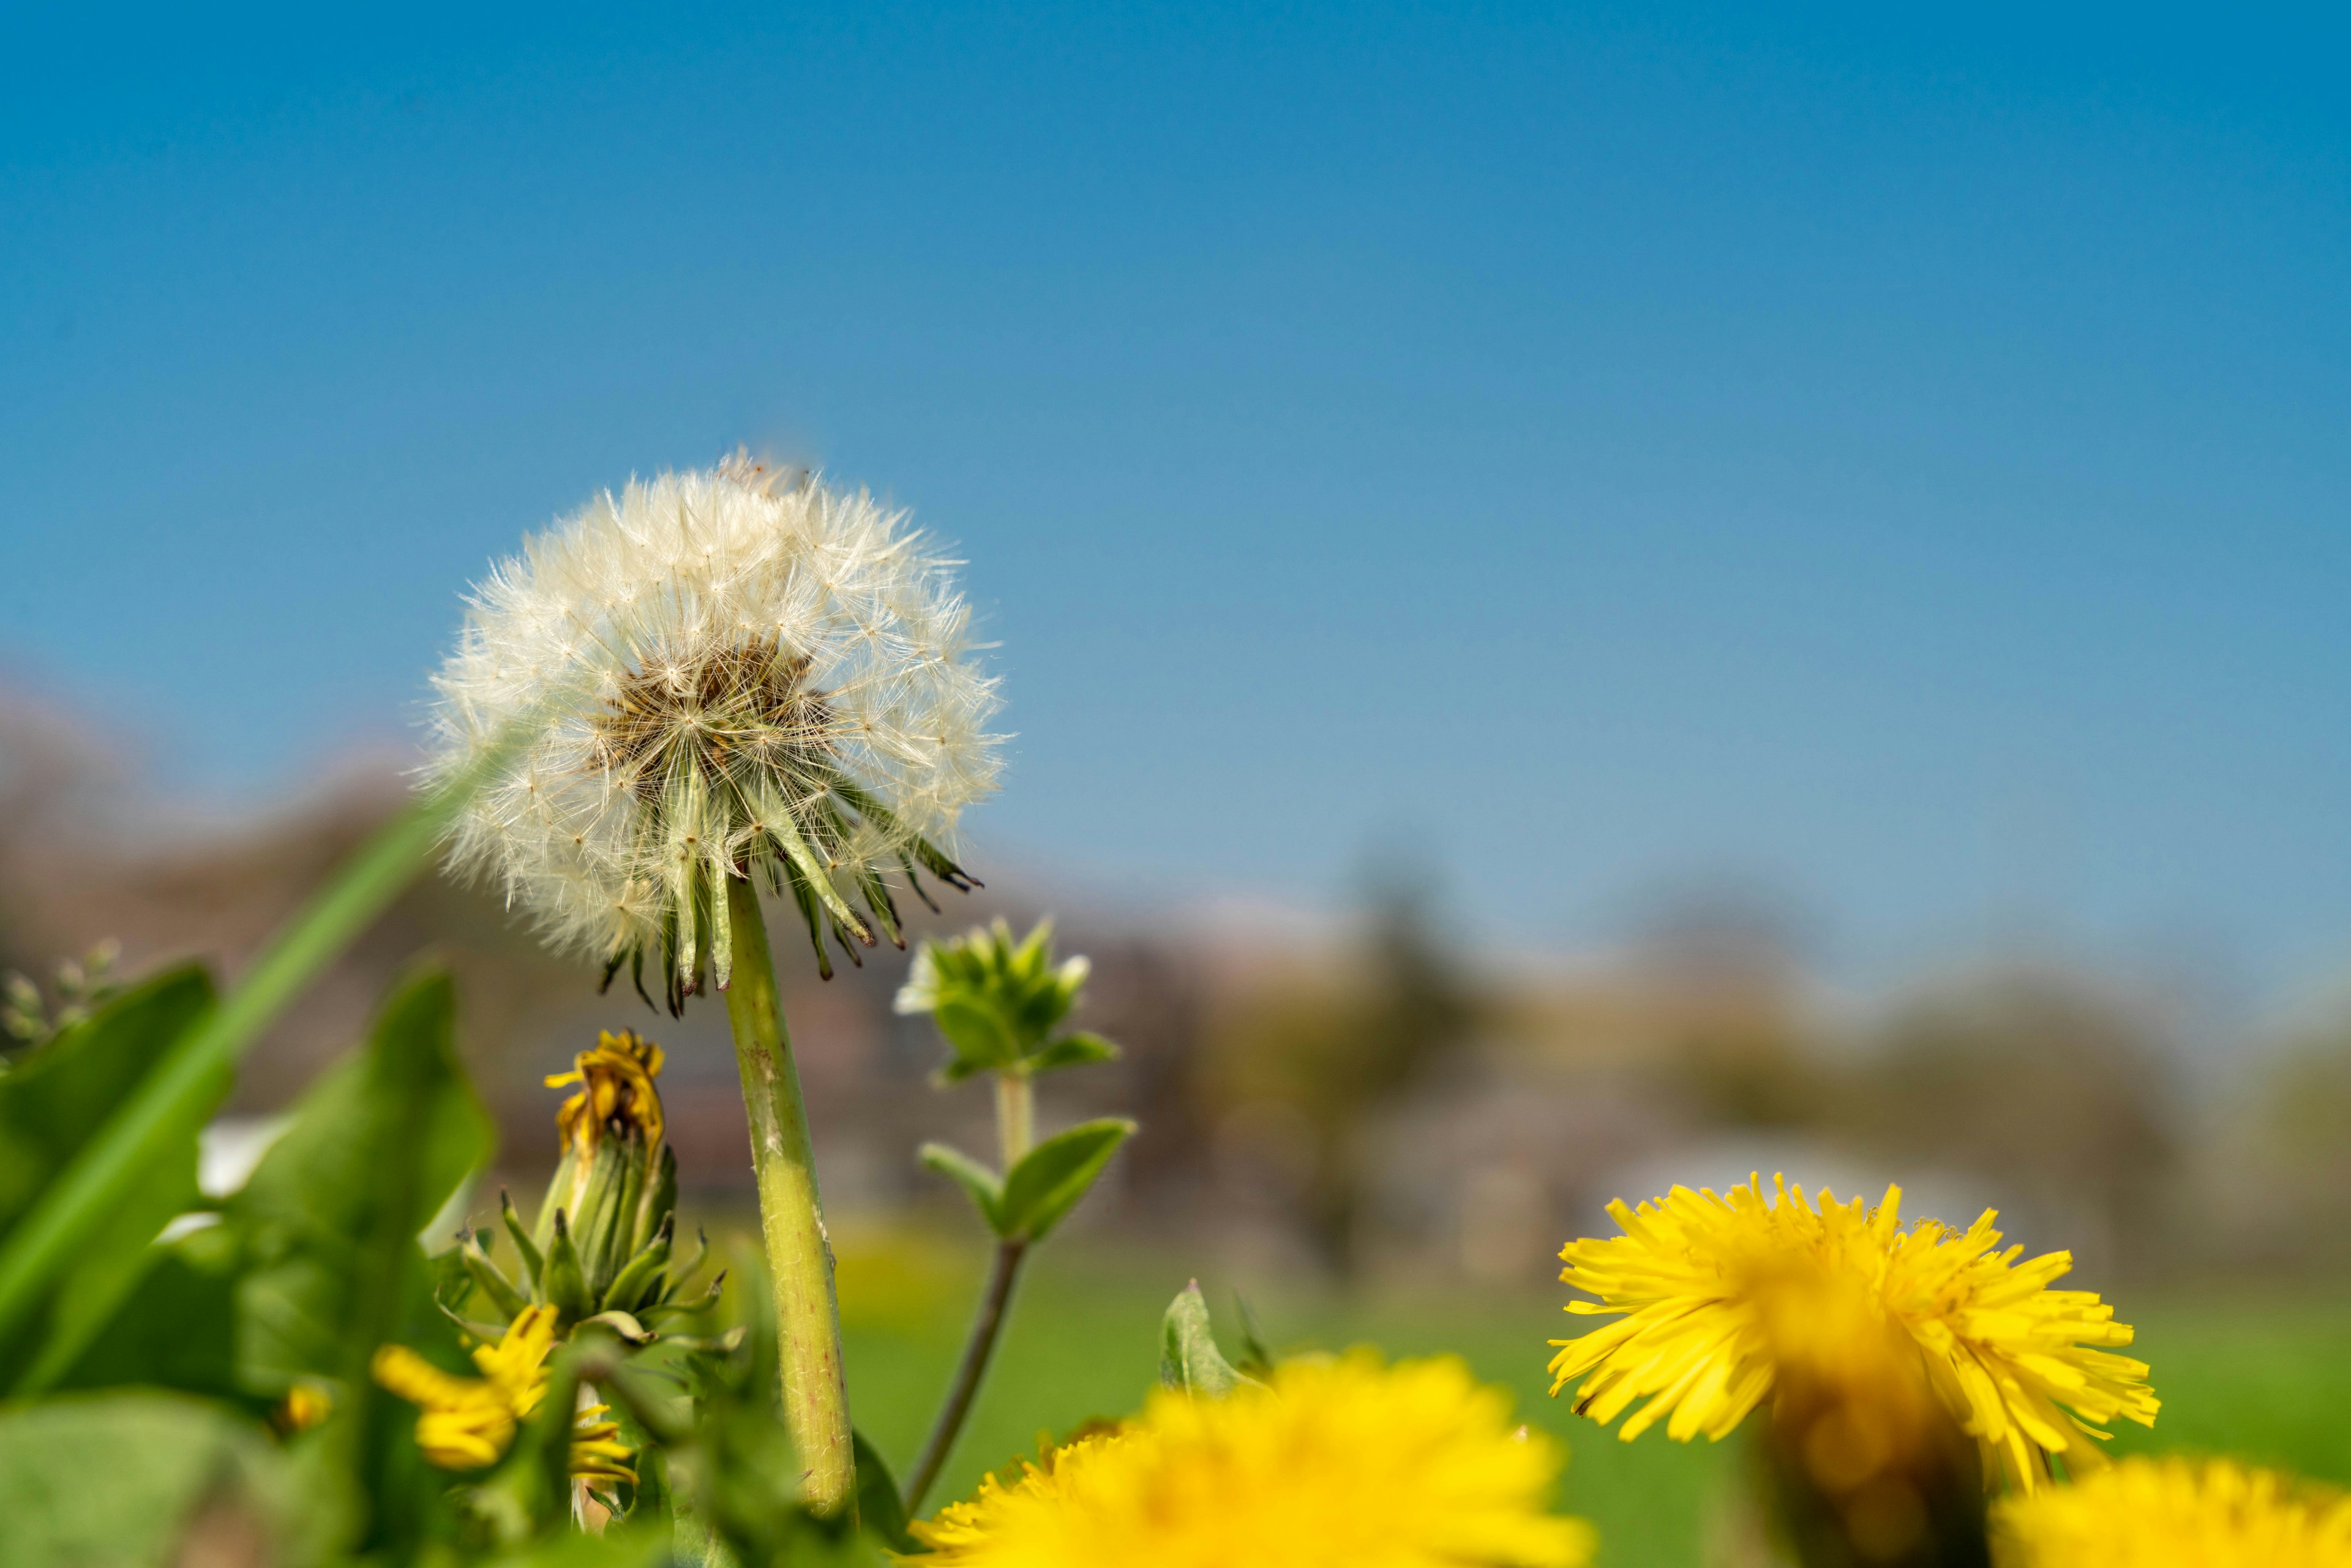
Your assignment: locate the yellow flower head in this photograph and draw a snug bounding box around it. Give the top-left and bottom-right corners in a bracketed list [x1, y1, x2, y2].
[1548, 1174, 2158, 1490]
[372, 1304, 636, 1485]
[546, 1030, 666, 1155]
[907, 1351, 1595, 1568]
[1997, 1458, 2351, 1568]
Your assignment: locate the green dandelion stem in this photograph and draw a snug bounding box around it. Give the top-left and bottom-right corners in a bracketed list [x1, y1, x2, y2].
[719, 873, 858, 1520]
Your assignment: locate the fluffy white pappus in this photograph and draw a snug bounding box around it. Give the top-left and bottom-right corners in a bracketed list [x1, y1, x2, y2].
[427, 455, 1003, 992]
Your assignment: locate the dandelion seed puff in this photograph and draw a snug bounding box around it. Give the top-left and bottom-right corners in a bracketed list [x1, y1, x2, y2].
[428, 453, 1003, 1005]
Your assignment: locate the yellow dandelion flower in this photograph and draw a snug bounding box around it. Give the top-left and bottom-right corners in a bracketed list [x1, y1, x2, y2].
[372, 1304, 636, 1484]
[1997, 1457, 2351, 1567]
[907, 1351, 1595, 1568]
[1548, 1174, 2158, 1489]
[545, 1029, 666, 1154]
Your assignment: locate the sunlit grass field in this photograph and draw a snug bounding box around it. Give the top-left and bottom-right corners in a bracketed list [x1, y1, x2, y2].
[825, 1232, 2351, 1567]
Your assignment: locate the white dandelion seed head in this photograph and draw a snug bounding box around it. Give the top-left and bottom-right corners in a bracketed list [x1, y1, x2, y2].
[427, 453, 1003, 981]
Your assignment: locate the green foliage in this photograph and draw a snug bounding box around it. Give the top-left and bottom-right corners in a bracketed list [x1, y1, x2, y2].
[0, 966, 224, 1392]
[917, 1142, 1005, 1231]
[997, 1119, 1137, 1242]
[1157, 1280, 1254, 1398]
[0, 1390, 348, 1568]
[233, 969, 492, 1396]
[895, 919, 1112, 1083]
[0, 733, 514, 1357]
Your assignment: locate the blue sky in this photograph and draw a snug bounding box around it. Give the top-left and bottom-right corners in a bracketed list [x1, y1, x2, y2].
[4, 4, 2346, 993]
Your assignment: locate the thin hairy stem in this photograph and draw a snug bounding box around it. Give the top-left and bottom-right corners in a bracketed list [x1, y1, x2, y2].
[721, 876, 858, 1519]
[904, 1235, 1029, 1515]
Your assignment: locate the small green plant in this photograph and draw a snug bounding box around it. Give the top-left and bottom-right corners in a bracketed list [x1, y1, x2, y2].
[893, 918, 1135, 1512]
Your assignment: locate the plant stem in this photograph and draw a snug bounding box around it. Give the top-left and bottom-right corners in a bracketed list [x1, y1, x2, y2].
[903, 1235, 1029, 1515]
[904, 1068, 1040, 1515]
[995, 1070, 1035, 1168]
[720, 875, 857, 1520]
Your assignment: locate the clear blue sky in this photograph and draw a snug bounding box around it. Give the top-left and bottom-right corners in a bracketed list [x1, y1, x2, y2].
[5, 4, 2345, 994]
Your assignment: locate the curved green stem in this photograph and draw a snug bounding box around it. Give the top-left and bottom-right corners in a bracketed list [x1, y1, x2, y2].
[721, 876, 857, 1520]
[906, 1068, 1040, 1515]
[904, 1236, 1029, 1515]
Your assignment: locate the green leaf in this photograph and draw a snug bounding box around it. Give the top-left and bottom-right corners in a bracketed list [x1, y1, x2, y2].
[853, 1430, 915, 1553]
[0, 1391, 350, 1568]
[1158, 1280, 1249, 1398]
[917, 1142, 1003, 1232]
[996, 1119, 1134, 1242]
[1232, 1291, 1275, 1377]
[227, 967, 493, 1396]
[0, 967, 225, 1392]
[0, 726, 514, 1355]
[932, 996, 1018, 1071]
[47, 1225, 244, 1397]
[1026, 1030, 1119, 1074]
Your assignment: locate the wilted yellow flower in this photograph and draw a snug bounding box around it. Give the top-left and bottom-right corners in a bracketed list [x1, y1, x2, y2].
[1997, 1457, 2351, 1567]
[372, 1304, 635, 1484]
[546, 1028, 666, 1153]
[1548, 1175, 2158, 1489]
[907, 1351, 1594, 1568]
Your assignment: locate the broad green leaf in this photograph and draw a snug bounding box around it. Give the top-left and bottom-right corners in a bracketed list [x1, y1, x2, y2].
[1026, 1030, 1119, 1074]
[47, 1223, 242, 1398]
[0, 1390, 348, 1568]
[996, 1118, 1134, 1242]
[228, 968, 492, 1395]
[1158, 1280, 1248, 1398]
[917, 1142, 1003, 1232]
[0, 722, 514, 1354]
[0, 967, 223, 1392]
[853, 1429, 915, 1553]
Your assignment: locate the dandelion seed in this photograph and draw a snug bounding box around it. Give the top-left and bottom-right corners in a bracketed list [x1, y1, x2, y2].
[427, 453, 1003, 1006]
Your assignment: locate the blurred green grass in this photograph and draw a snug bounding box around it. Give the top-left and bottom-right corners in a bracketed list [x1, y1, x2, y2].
[828, 1233, 2351, 1567]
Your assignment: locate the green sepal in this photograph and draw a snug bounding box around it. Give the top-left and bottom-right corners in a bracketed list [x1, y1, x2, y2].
[998, 1118, 1134, 1242]
[500, 1189, 545, 1299]
[637, 1269, 724, 1326]
[459, 1229, 530, 1321]
[543, 1209, 591, 1324]
[578, 1308, 654, 1345]
[605, 1213, 674, 1315]
[1159, 1280, 1254, 1397]
[1028, 1031, 1120, 1074]
[917, 1142, 1004, 1232]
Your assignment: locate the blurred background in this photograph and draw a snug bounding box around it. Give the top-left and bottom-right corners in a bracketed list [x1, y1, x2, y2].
[5, 4, 2349, 1557]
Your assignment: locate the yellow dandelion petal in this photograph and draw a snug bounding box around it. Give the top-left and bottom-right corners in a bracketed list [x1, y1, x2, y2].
[1548, 1173, 2158, 1490]
[373, 1305, 633, 1480]
[906, 1351, 1594, 1568]
[547, 1029, 666, 1153]
[1998, 1458, 2351, 1568]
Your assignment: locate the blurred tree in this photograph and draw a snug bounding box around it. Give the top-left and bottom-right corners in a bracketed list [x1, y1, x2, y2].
[1845, 970, 2178, 1275]
[1632, 887, 1825, 1130]
[1202, 868, 1475, 1273]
